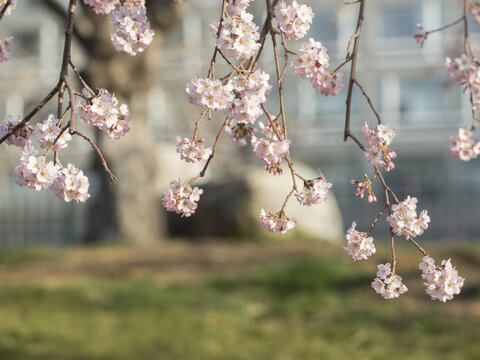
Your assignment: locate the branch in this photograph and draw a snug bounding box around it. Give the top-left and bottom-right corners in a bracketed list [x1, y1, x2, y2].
[0, 0, 12, 21]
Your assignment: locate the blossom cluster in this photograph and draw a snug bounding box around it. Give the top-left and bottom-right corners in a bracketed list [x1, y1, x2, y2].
[1, 113, 92, 203]
[186, 76, 234, 111]
[291, 38, 343, 96]
[449, 127, 480, 162]
[162, 178, 203, 217]
[0, 0, 16, 16]
[251, 121, 290, 175]
[260, 209, 296, 234]
[83, 0, 118, 14]
[0, 37, 13, 63]
[344, 221, 376, 261]
[371, 263, 408, 299]
[350, 173, 376, 203]
[362, 122, 397, 171]
[419, 256, 464, 302]
[175, 136, 212, 163]
[13, 144, 60, 191]
[77, 88, 130, 139]
[111, 4, 154, 56]
[386, 196, 430, 238]
[0, 115, 33, 148]
[51, 163, 90, 203]
[209, 6, 260, 59]
[413, 23, 427, 48]
[34, 114, 72, 151]
[226, 69, 272, 124]
[295, 173, 332, 206]
[274, 0, 314, 40]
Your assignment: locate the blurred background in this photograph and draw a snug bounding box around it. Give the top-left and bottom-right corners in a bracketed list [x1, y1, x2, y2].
[0, 0, 478, 359]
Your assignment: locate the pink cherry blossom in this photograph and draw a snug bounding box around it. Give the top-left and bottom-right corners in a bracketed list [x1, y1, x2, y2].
[162, 178, 203, 217]
[344, 221, 376, 261]
[386, 196, 430, 238]
[111, 4, 154, 56]
[34, 114, 72, 151]
[362, 122, 397, 171]
[295, 173, 332, 206]
[176, 136, 212, 163]
[0, 37, 14, 63]
[274, 1, 314, 40]
[251, 121, 290, 175]
[50, 163, 91, 203]
[209, 9, 260, 59]
[186, 76, 234, 111]
[0, 115, 33, 148]
[371, 263, 408, 299]
[449, 127, 480, 161]
[260, 209, 296, 234]
[419, 256, 464, 302]
[350, 173, 376, 203]
[225, 122, 257, 147]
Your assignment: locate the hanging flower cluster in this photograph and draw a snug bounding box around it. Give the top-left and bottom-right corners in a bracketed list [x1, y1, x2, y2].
[0, 36, 13, 63]
[344, 221, 376, 261]
[449, 127, 480, 161]
[386, 196, 430, 238]
[273, 0, 314, 40]
[50, 163, 90, 203]
[260, 209, 296, 234]
[77, 88, 130, 139]
[362, 122, 397, 171]
[34, 114, 72, 151]
[295, 173, 332, 206]
[0, 115, 33, 148]
[291, 38, 343, 95]
[419, 256, 465, 302]
[209, 4, 261, 60]
[251, 121, 290, 175]
[176, 136, 212, 163]
[371, 263, 408, 299]
[162, 178, 203, 217]
[350, 173, 376, 203]
[186, 76, 234, 111]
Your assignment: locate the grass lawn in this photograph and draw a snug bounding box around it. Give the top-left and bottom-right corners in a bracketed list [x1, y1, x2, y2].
[0, 240, 478, 360]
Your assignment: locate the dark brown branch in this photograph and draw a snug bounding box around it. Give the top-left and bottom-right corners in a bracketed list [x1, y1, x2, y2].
[354, 79, 381, 125]
[344, 0, 366, 142]
[0, 84, 60, 144]
[0, 0, 12, 21]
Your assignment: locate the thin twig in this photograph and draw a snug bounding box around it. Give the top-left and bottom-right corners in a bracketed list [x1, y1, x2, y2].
[69, 60, 95, 96]
[354, 79, 382, 125]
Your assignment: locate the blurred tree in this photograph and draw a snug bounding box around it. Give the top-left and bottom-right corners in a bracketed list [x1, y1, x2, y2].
[40, 0, 181, 244]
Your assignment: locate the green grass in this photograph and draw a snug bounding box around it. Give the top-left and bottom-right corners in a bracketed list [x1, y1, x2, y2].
[0, 244, 478, 360]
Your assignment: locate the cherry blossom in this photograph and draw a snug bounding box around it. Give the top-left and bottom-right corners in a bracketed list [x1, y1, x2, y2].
[111, 4, 155, 56]
[77, 88, 130, 139]
[310, 68, 344, 96]
[413, 23, 427, 48]
[344, 221, 376, 261]
[176, 136, 212, 163]
[386, 196, 430, 238]
[0, 37, 14, 63]
[162, 178, 203, 217]
[419, 256, 464, 302]
[251, 121, 290, 175]
[226, 69, 272, 124]
[34, 114, 72, 151]
[83, 0, 118, 14]
[209, 9, 260, 59]
[449, 127, 480, 161]
[362, 122, 397, 171]
[50, 163, 91, 203]
[0, 115, 33, 148]
[350, 173, 376, 203]
[186, 76, 234, 111]
[295, 173, 332, 206]
[12, 144, 60, 191]
[371, 263, 408, 299]
[274, 0, 314, 40]
[260, 209, 296, 234]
